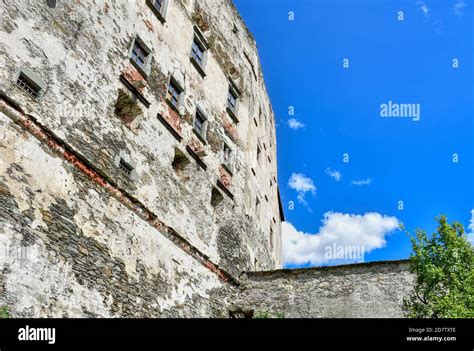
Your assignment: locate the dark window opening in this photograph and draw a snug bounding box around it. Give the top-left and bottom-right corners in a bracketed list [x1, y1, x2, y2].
[211, 187, 224, 207]
[194, 109, 206, 137]
[223, 143, 232, 167]
[167, 79, 181, 108]
[150, 0, 163, 12]
[131, 40, 149, 68]
[46, 0, 56, 8]
[172, 148, 190, 174]
[257, 144, 262, 164]
[16, 73, 41, 99]
[191, 38, 205, 65]
[119, 159, 133, 177]
[227, 89, 237, 112]
[270, 226, 274, 250]
[114, 89, 143, 125]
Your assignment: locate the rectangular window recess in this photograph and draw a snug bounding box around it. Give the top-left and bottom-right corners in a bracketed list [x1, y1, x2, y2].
[156, 112, 183, 142]
[192, 128, 207, 145]
[16, 73, 41, 99]
[228, 77, 241, 97]
[221, 163, 233, 176]
[166, 78, 183, 113]
[190, 55, 207, 78]
[185, 145, 207, 171]
[131, 40, 149, 69]
[217, 179, 234, 200]
[119, 159, 133, 177]
[119, 75, 150, 108]
[147, 0, 166, 23]
[193, 26, 209, 48]
[226, 106, 239, 124]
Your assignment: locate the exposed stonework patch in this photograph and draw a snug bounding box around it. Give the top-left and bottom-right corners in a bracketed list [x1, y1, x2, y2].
[234, 260, 414, 318]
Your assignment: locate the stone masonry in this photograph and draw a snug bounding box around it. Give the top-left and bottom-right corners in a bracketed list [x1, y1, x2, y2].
[234, 260, 414, 318]
[0, 0, 413, 318]
[0, 0, 283, 317]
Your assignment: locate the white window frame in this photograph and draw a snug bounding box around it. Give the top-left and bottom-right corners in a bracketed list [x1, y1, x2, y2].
[166, 75, 185, 114]
[129, 36, 153, 78]
[190, 26, 209, 76]
[146, 0, 170, 23]
[193, 105, 208, 142]
[222, 142, 233, 174]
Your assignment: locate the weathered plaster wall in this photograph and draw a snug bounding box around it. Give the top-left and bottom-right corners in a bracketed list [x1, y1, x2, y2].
[233, 261, 414, 318]
[0, 0, 282, 276]
[0, 0, 285, 317]
[0, 1, 416, 319]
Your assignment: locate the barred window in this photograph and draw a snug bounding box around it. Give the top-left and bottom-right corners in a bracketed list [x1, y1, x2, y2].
[119, 159, 133, 177]
[16, 73, 41, 99]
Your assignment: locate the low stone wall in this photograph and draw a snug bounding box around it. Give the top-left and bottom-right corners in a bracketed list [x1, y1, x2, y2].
[234, 260, 414, 318]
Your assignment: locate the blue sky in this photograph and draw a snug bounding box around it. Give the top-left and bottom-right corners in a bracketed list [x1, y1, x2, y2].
[234, 0, 474, 267]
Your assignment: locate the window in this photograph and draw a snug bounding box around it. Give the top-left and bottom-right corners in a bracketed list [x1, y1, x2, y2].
[150, 0, 163, 12]
[226, 79, 240, 122]
[193, 108, 208, 141]
[119, 158, 133, 177]
[257, 143, 262, 165]
[211, 187, 224, 207]
[131, 41, 147, 67]
[46, 0, 56, 8]
[114, 151, 138, 181]
[167, 81, 179, 107]
[130, 38, 151, 77]
[227, 89, 237, 113]
[270, 225, 274, 250]
[191, 39, 204, 65]
[255, 196, 261, 218]
[222, 143, 232, 171]
[172, 148, 190, 174]
[190, 28, 208, 77]
[166, 77, 184, 111]
[16, 72, 41, 99]
[147, 0, 168, 23]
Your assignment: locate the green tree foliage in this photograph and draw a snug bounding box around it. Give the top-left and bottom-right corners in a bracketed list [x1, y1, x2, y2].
[404, 216, 474, 318]
[0, 306, 10, 318]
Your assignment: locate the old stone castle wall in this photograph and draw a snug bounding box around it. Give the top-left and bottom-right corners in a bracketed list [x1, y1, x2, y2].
[0, 0, 284, 317]
[234, 260, 414, 318]
[0, 0, 414, 318]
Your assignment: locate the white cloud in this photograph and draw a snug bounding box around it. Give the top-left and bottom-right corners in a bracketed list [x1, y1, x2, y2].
[288, 118, 305, 130]
[325, 168, 341, 182]
[351, 178, 372, 186]
[282, 212, 400, 266]
[454, 0, 467, 16]
[288, 173, 316, 206]
[417, 1, 430, 17]
[467, 209, 474, 245]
